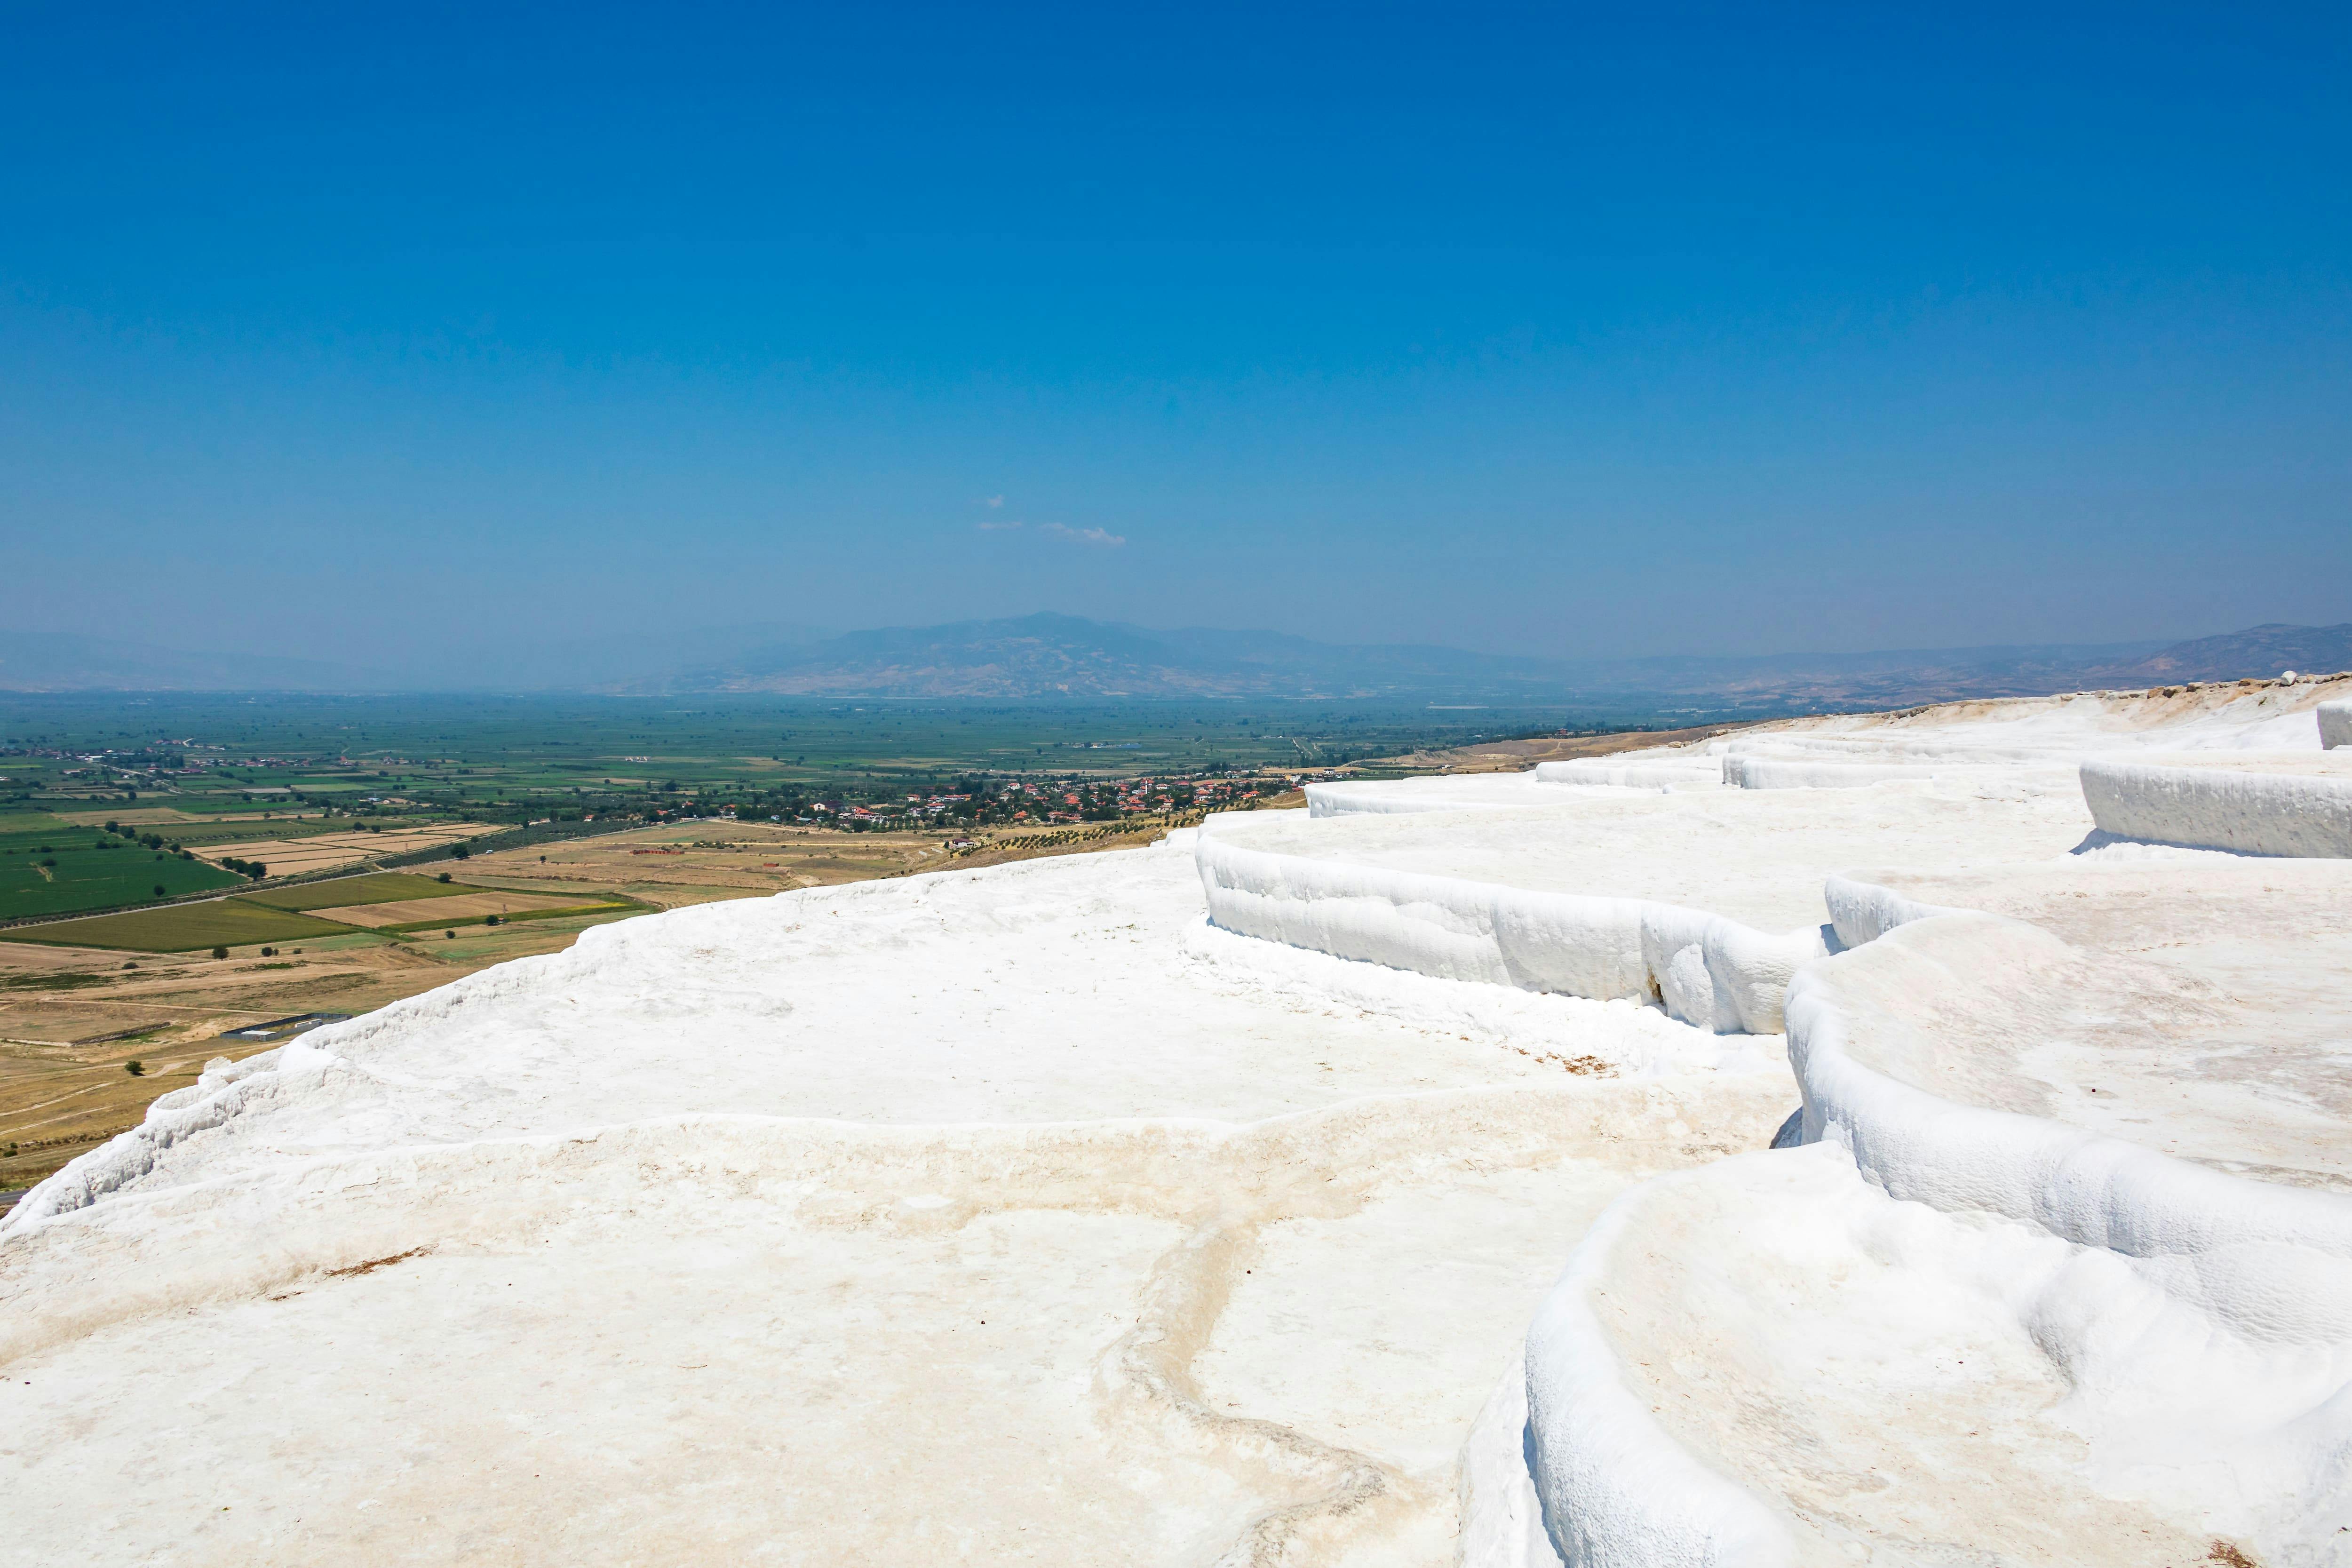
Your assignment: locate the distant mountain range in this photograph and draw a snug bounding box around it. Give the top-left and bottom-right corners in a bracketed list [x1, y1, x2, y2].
[641, 614, 1569, 700]
[1548, 622, 2352, 711]
[642, 613, 2351, 708]
[3, 616, 2346, 713]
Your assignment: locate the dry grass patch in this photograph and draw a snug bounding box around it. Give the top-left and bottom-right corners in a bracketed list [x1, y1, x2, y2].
[457, 821, 954, 907]
[245, 872, 503, 912]
[312, 890, 601, 928]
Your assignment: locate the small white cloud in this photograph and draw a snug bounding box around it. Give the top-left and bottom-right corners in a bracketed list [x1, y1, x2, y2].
[979, 494, 1005, 509]
[1038, 523, 1126, 547]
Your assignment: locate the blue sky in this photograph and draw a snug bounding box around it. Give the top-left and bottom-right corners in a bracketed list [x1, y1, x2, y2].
[4, 2, 2348, 676]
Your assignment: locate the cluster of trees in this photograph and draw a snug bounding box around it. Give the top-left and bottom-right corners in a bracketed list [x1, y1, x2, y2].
[102, 820, 198, 861]
[218, 857, 268, 879]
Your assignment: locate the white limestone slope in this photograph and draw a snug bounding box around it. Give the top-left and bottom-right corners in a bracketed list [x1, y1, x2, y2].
[0, 830, 1789, 1566]
[1540, 674, 2347, 783]
[1702, 674, 2349, 761]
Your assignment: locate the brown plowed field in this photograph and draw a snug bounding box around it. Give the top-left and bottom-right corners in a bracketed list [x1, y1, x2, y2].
[193, 823, 503, 877]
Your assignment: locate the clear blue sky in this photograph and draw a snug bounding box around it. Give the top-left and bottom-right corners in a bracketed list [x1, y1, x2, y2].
[5, 2, 2348, 677]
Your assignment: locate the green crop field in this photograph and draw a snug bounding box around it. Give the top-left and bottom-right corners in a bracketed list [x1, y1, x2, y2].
[0, 898, 362, 952]
[243, 871, 492, 911]
[0, 822, 245, 919]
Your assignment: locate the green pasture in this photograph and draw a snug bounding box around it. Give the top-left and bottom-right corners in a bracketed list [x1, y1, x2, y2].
[243, 871, 493, 911]
[0, 820, 100, 852]
[0, 898, 360, 952]
[0, 827, 245, 920]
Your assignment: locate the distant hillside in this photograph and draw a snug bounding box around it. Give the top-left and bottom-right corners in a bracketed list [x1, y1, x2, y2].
[657, 613, 1565, 699]
[2096, 623, 2352, 685]
[5, 616, 2344, 707]
[660, 613, 2349, 708]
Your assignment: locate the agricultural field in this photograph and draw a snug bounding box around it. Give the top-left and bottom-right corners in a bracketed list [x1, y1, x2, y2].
[314, 889, 628, 930]
[58, 811, 352, 846]
[0, 819, 244, 920]
[0, 898, 362, 953]
[243, 871, 499, 911]
[188, 822, 502, 878]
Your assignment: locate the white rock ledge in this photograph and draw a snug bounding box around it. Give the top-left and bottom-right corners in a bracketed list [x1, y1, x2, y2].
[2080, 756, 2352, 856]
[1533, 759, 1722, 789]
[1194, 829, 1820, 1034]
[1306, 774, 1568, 816]
[1721, 756, 1945, 789]
[2323, 700, 2352, 749]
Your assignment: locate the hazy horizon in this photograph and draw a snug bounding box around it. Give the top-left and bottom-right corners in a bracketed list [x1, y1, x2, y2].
[9, 611, 2344, 706]
[0, 610, 2184, 689]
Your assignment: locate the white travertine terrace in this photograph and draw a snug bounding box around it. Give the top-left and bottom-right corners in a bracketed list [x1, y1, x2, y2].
[1531, 758, 1722, 789]
[1307, 770, 1576, 815]
[1471, 679, 2352, 1568]
[1502, 861, 2352, 1568]
[6, 672, 2350, 1565]
[1719, 755, 1950, 788]
[1201, 777, 2091, 1032]
[2080, 750, 2352, 857]
[1701, 677, 2345, 758]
